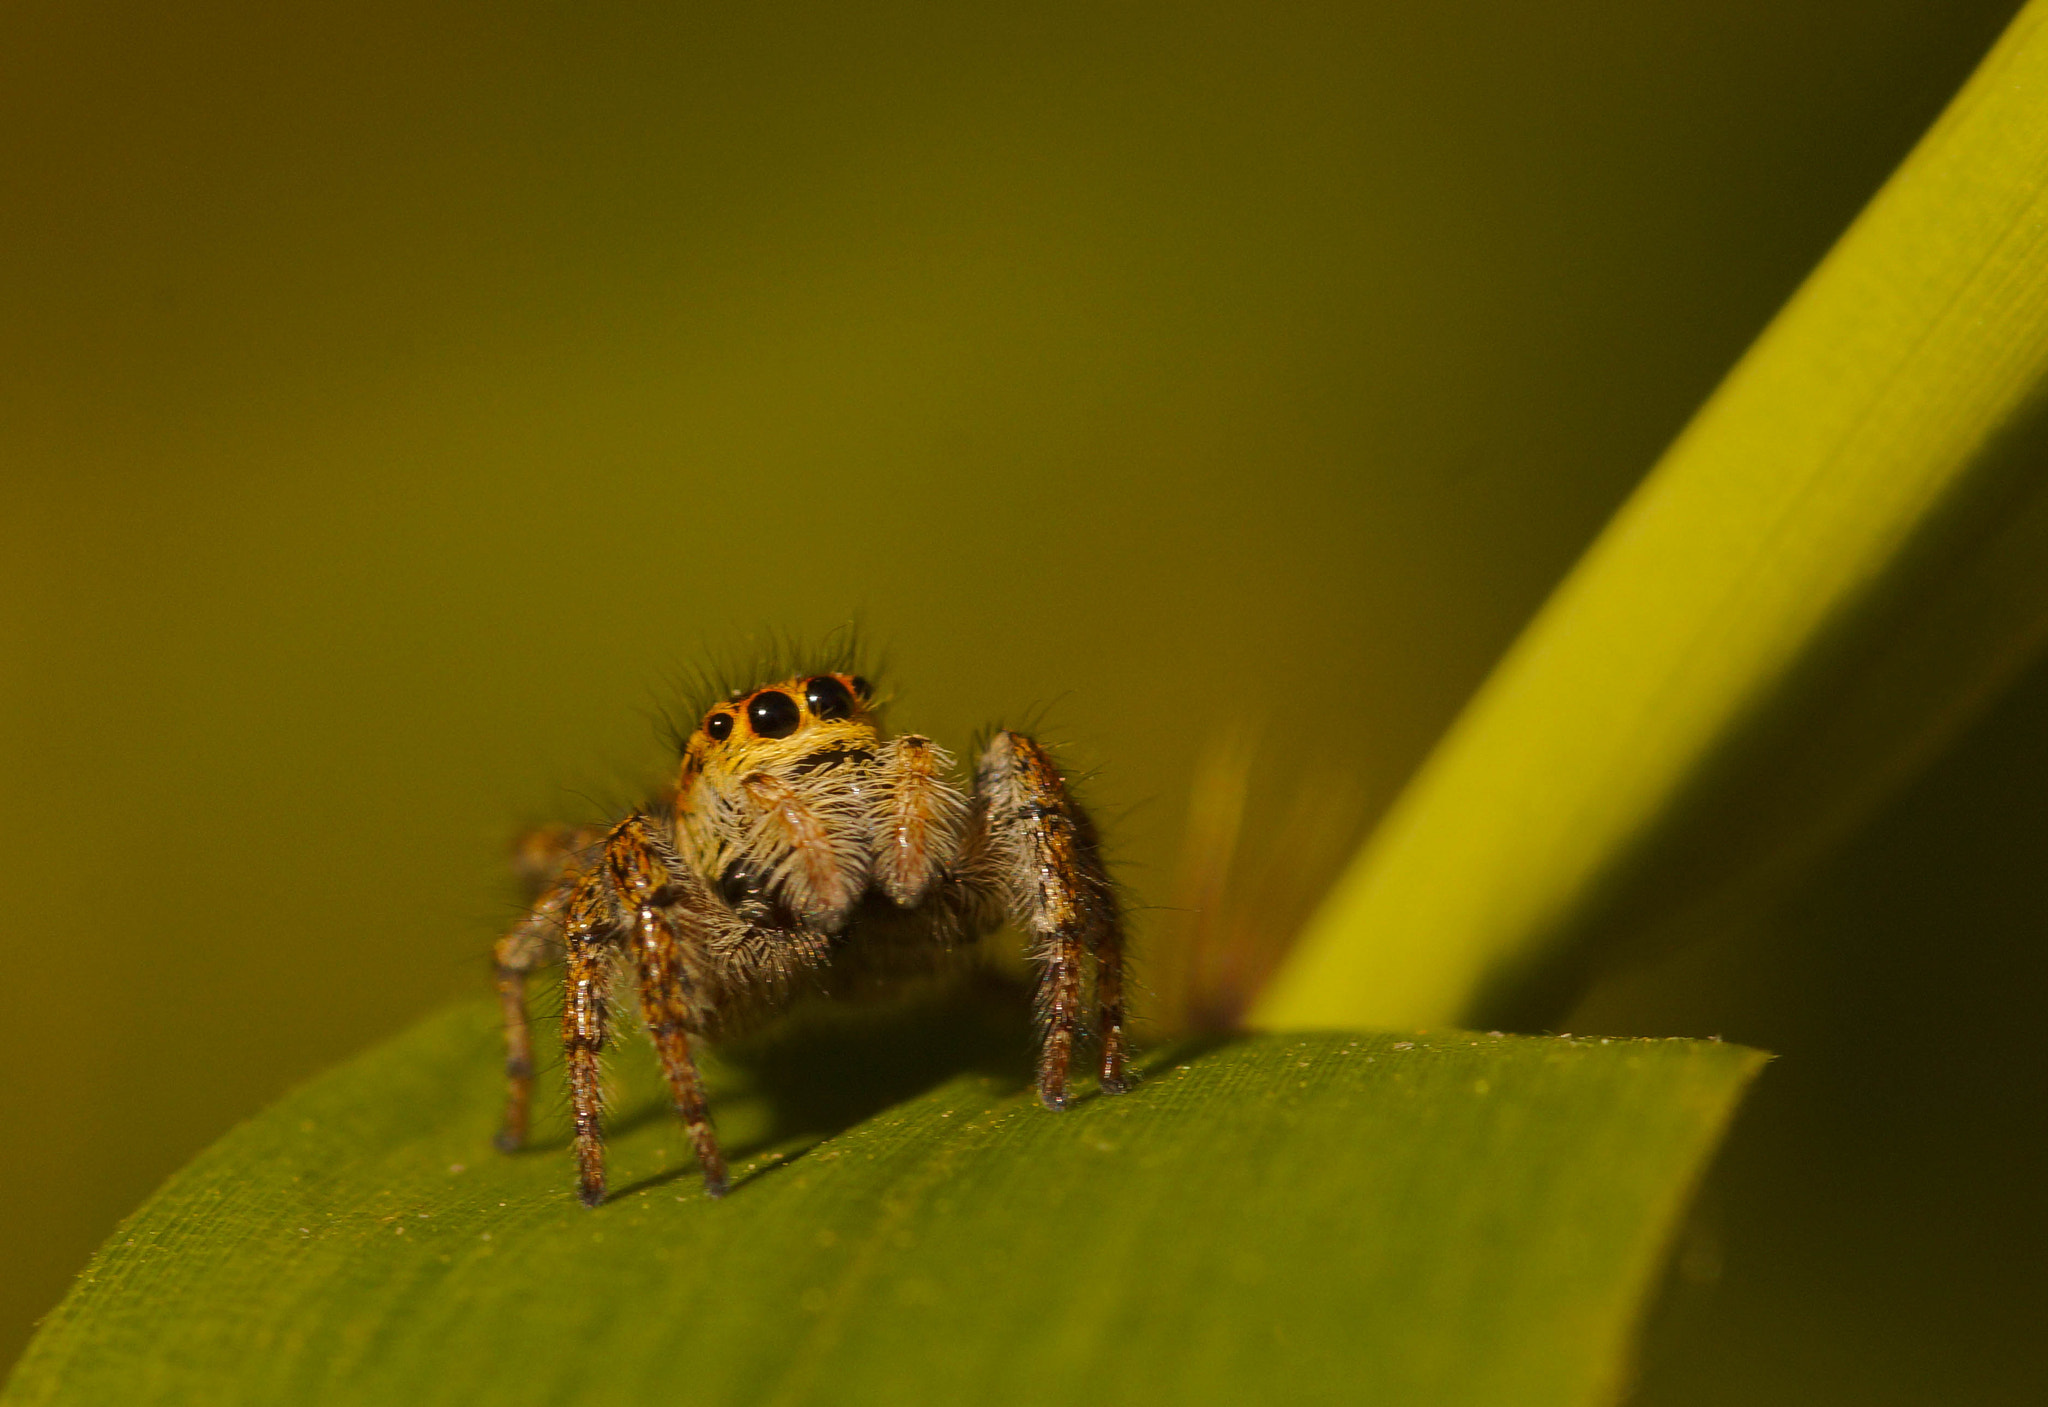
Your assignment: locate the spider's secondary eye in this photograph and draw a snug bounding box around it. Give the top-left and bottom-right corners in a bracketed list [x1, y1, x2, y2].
[704, 712, 734, 742]
[851, 676, 872, 700]
[747, 690, 800, 738]
[805, 675, 856, 720]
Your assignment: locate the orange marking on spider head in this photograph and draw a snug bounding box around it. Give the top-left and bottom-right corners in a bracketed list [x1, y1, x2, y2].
[679, 674, 876, 790]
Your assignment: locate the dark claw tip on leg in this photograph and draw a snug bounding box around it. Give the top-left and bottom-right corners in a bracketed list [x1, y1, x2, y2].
[578, 1184, 605, 1209]
[493, 1129, 523, 1154]
[1039, 1088, 1069, 1112]
[703, 1172, 730, 1200]
[1101, 1073, 1137, 1096]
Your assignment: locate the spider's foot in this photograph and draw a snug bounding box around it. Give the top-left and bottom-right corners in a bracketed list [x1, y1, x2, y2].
[701, 1168, 731, 1200]
[493, 1128, 524, 1154]
[577, 1180, 605, 1209]
[1100, 1070, 1137, 1097]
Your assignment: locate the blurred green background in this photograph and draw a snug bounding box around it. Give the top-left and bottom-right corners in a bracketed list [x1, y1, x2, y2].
[2, 1, 2039, 1400]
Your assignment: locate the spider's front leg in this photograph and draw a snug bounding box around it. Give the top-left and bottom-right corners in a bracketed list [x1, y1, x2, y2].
[972, 731, 1133, 1109]
[555, 814, 732, 1207]
[558, 871, 624, 1206]
[604, 815, 730, 1200]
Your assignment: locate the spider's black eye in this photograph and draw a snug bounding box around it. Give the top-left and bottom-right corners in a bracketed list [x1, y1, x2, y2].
[717, 859, 761, 909]
[747, 690, 801, 739]
[704, 712, 734, 742]
[805, 675, 856, 720]
[851, 676, 872, 700]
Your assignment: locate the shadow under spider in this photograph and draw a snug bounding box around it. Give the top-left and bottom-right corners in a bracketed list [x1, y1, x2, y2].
[603, 974, 1241, 1201]
[603, 973, 1036, 1199]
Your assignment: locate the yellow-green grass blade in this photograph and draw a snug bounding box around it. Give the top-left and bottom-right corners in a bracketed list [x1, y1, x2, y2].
[1258, 0, 2048, 1031]
[2, 1001, 1762, 1407]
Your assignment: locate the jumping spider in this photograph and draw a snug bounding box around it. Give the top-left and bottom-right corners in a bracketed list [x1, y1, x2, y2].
[492, 670, 1132, 1205]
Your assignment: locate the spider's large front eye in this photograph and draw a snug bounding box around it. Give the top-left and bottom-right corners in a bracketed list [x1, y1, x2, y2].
[704, 712, 734, 742]
[747, 690, 800, 738]
[805, 675, 856, 720]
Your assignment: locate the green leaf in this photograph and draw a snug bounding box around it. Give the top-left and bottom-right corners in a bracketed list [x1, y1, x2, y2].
[2, 1000, 1761, 1407]
[1257, 0, 2048, 1032]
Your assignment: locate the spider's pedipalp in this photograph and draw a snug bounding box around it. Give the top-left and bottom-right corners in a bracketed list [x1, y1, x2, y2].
[872, 734, 968, 907]
[737, 767, 871, 930]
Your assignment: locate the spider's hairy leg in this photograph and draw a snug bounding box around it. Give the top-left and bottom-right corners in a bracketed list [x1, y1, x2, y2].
[492, 903, 554, 1154]
[872, 734, 968, 907]
[561, 872, 622, 1208]
[973, 730, 1133, 1110]
[606, 815, 730, 1199]
[492, 824, 602, 1154]
[1094, 910, 1133, 1094]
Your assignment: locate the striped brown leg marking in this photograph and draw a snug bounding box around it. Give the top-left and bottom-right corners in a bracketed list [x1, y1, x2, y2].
[1039, 922, 1084, 1111]
[976, 731, 1134, 1111]
[561, 877, 618, 1207]
[609, 817, 730, 1198]
[1095, 909, 1132, 1095]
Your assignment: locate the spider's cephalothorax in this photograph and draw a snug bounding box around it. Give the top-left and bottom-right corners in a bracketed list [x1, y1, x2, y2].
[492, 671, 1132, 1205]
